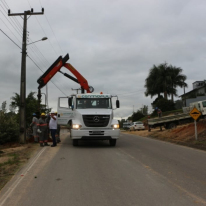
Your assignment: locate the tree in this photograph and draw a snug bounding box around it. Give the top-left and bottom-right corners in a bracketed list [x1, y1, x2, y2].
[168, 65, 188, 102]
[0, 101, 19, 144]
[128, 110, 145, 122]
[145, 62, 187, 102]
[145, 65, 163, 98]
[10, 92, 50, 127]
[1, 101, 7, 112]
[141, 105, 148, 115]
[154, 99, 175, 113]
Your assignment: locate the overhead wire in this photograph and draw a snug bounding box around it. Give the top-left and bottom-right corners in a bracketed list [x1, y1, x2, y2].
[38, 0, 63, 54]
[0, 9, 22, 37]
[0, 17, 21, 44]
[3, 0, 75, 98]
[0, 4, 22, 34]
[0, 27, 67, 97]
[2, 0, 23, 30]
[0, 28, 21, 49]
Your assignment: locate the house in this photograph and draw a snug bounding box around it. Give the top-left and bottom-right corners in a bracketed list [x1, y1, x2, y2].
[179, 80, 206, 106]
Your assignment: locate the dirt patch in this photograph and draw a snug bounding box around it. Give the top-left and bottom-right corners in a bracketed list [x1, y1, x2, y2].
[0, 143, 39, 191]
[122, 119, 206, 151]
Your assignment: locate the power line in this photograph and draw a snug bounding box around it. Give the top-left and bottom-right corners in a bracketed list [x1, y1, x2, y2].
[26, 0, 58, 55]
[0, 9, 22, 37]
[1, 0, 9, 9]
[44, 14, 64, 54]
[27, 55, 67, 96]
[0, 28, 21, 49]
[0, 17, 21, 43]
[38, 0, 64, 54]
[0, 27, 67, 97]
[0, 4, 22, 34]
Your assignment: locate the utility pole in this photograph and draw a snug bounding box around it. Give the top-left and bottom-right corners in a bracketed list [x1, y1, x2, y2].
[8, 8, 44, 143]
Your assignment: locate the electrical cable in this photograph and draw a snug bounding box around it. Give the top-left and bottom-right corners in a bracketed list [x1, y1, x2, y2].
[38, 0, 63, 54]
[0, 28, 21, 49]
[0, 17, 21, 43]
[0, 9, 22, 37]
[27, 55, 67, 96]
[0, 27, 67, 97]
[0, 4, 23, 34]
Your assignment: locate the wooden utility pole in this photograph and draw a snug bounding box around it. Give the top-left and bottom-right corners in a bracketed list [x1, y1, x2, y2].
[8, 8, 44, 143]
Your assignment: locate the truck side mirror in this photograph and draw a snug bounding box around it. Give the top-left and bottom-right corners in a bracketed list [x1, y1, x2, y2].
[116, 100, 120, 108]
[68, 97, 72, 107]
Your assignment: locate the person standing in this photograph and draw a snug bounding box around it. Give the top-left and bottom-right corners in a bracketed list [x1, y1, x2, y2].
[54, 112, 61, 143]
[56, 124, 61, 143]
[30, 113, 39, 143]
[49, 111, 57, 147]
[37, 113, 50, 147]
[156, 107, 162, 118]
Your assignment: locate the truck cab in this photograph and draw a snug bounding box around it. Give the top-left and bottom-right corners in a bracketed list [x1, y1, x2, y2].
[189, 100, 206, 118]
[57, 93, 120, 146]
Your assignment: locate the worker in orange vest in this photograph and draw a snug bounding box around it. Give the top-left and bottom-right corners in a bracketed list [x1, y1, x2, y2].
[37, 113, 50, 147]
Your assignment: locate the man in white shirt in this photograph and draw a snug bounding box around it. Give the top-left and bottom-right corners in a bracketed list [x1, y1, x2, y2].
[49, 111, 57, 147]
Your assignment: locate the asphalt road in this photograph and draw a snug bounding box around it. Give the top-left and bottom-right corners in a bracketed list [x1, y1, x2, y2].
[0, 131, 206, 206]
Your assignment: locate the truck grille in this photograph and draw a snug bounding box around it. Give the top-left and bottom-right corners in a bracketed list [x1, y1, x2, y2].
[83, 115, 110, 127]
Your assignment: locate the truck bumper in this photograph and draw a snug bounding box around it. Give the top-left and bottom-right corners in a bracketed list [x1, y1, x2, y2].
[71, 129, 120, 140]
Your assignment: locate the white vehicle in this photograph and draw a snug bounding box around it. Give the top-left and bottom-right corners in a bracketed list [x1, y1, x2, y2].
[129, 121, 145, 131]
[123, 122, 132, 130]
[190, 100, 206, 118]
[57, 93, 120, 146]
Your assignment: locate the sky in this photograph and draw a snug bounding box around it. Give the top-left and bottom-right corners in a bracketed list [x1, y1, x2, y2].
[0, 0, 205, 120]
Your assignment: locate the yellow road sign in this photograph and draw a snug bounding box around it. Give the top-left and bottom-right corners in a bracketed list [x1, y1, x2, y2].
[190, 107, 201, 120]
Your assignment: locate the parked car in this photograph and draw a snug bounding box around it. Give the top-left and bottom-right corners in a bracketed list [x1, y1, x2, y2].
[129, 121, 145, 131]
[123, 122, 132, 130]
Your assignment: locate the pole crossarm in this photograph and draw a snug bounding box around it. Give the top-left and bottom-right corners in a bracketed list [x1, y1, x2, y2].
[8, 8, 44, 16]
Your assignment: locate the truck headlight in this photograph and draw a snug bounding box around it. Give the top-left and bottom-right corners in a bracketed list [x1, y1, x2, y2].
[72, 124, 82, 129]
[112, 124, 119, 129]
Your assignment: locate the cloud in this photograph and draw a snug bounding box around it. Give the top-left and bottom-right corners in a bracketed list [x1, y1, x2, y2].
[0, 0, 206, 119]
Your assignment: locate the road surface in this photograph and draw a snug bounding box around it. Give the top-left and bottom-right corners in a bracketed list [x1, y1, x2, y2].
[0, 131, 206, 206]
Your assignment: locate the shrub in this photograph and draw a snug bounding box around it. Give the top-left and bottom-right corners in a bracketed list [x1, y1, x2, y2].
[0, 112, 19, 144]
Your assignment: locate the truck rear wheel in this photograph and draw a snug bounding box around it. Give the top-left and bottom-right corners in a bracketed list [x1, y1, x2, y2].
[169, 123, 176, 129]
[109, 139, 116, 147]
[73, 139, 78, 146]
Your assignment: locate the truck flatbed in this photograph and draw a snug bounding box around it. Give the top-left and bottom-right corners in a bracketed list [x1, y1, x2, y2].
[148, 112, 192, 130]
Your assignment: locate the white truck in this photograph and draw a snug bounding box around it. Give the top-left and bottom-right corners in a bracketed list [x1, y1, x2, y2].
[148, 99, 206, 131]
[57, 93, 120, 146]
[183, 100, 206, 118]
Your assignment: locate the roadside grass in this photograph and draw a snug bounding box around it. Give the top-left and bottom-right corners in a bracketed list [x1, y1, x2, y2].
[122, 120, 206, 151]
[0, 143, 39, 191]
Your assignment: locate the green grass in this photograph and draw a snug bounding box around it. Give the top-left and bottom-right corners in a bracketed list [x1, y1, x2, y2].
[0, 153, 20, 167]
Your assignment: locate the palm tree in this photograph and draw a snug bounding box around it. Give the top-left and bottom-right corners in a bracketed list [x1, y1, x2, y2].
[144, 65, 163, 98]
[145, 63, 187, 101]
[168, 65, 188, 102]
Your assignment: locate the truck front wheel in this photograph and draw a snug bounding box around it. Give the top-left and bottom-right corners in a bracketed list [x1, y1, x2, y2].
[73, 139, 78, 146]
[109, 139, 116, 147]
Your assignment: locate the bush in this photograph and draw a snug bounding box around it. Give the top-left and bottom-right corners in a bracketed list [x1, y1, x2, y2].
[0, 112, 19, 144]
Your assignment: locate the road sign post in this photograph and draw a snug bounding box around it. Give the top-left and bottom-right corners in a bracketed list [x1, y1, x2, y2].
[189, 107, 201, 141]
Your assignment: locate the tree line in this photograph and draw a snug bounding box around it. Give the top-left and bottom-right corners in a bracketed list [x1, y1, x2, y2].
[0, 92, 50, 144]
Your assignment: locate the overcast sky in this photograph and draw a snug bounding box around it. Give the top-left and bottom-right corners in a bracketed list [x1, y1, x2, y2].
[0, 0, 205, 119]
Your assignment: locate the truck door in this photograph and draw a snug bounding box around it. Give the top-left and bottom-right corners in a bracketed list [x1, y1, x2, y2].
[57, 97, 74, 125]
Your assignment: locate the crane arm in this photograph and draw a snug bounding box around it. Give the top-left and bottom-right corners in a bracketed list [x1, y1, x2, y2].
[37, 53, 93, 93]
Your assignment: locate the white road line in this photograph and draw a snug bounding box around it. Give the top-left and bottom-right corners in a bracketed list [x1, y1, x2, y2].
[0, 147, 47, 206]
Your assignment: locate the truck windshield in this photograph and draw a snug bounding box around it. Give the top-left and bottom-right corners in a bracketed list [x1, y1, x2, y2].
[76, 98, 112, 109]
